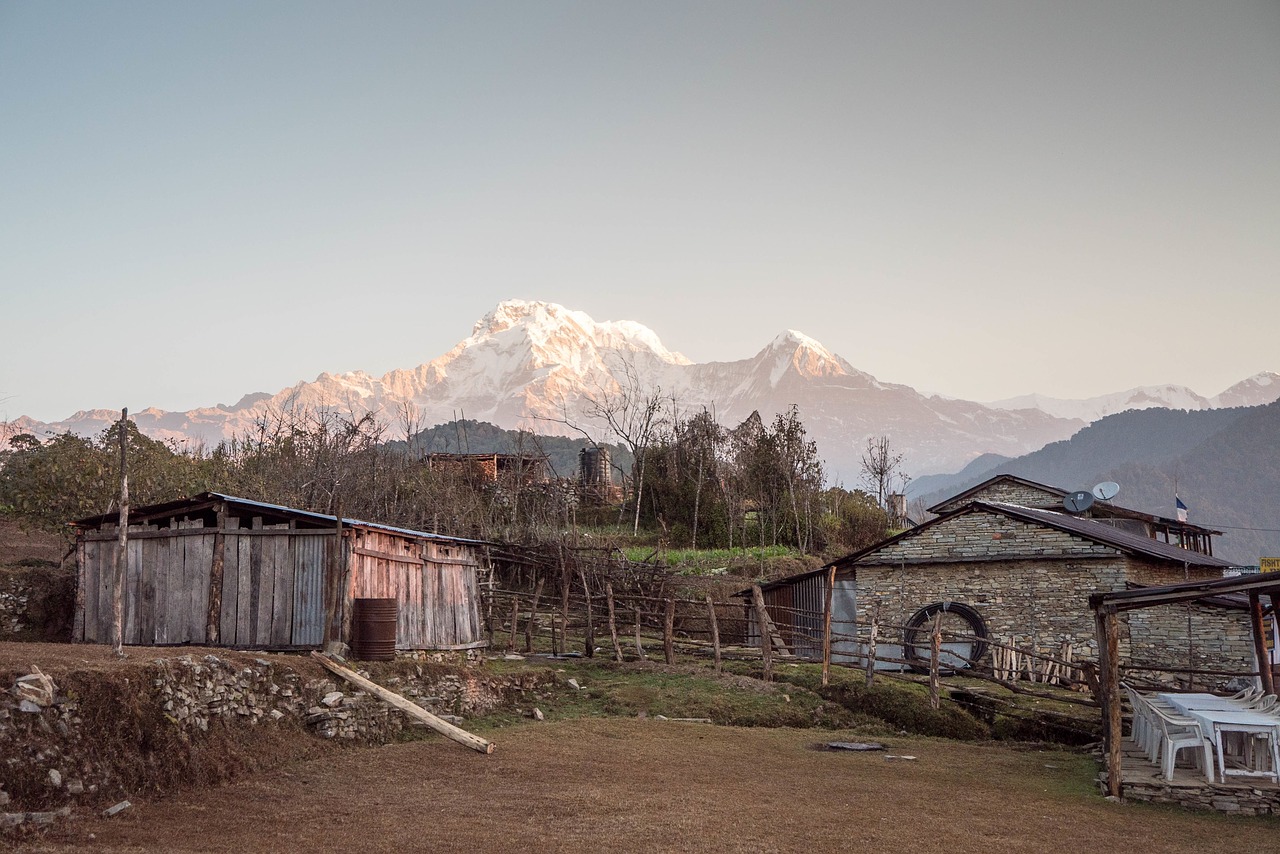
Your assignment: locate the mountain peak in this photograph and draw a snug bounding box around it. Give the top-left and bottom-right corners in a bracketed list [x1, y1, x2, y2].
[466, 300, 690, 366]
[758, 329, 851, 380]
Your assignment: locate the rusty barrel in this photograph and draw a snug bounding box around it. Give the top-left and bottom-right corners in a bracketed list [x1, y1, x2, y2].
[352, 597, 398, 661]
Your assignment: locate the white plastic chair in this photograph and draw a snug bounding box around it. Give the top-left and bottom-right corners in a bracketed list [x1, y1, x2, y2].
[1122, 684, 1153, 751]
[1148, 704, 1216, 783]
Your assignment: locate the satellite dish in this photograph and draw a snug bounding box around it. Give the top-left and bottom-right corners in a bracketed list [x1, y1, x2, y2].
[1063, 491, 1095, 513]
[1092, 481, 1120, 501]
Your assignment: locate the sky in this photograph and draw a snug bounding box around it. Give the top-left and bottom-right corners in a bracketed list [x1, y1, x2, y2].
[2, 1, 1278, 423]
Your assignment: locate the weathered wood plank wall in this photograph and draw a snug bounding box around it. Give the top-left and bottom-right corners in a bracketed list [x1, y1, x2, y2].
[80, 519, 483, 651]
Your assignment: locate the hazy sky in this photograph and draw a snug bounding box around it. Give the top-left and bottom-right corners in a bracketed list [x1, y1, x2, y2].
[2, 1, 1277, 422]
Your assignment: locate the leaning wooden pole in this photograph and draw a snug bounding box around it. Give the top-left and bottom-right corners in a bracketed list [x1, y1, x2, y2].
[821, 565, 835, 686]
[311, 653, 494, 754]
[113, 407, 129, 655]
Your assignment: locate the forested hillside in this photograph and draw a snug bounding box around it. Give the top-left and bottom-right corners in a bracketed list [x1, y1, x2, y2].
[918, 402, 1280, 565]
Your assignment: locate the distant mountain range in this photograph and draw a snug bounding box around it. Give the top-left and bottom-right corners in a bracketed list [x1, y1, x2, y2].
[984, 372, 1280, 422]
[916, 401, 1280, 566]
[5, 300, 1278, 482]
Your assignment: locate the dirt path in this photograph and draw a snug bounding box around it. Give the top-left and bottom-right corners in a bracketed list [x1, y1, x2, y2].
[25, 719, 1267, 853]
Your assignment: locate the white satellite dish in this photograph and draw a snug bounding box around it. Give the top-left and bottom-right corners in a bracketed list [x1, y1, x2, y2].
[1092, 481, 1120, 501]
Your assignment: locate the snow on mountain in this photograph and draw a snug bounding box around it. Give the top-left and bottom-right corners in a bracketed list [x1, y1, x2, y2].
[1213, 372, 1280, 409]
[986, 384, 1214, 422]
[6, 299, 1274, 479]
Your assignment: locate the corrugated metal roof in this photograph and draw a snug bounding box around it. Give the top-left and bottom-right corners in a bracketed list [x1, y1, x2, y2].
[972, 501, 1232, 568]
[926, 474, 1221, 536]
[72, 492, 489, 546]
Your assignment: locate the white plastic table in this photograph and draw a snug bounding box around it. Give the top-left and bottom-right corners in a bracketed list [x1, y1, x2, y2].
[1158, 693, 1248, 713]
[1185, 708, 1280, 782]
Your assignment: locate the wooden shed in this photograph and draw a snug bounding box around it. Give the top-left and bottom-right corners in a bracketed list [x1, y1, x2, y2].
[72, 493, 488, 652]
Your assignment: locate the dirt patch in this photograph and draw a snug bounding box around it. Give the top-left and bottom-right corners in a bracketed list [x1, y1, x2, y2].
[0, 519, 68, 567]
[22, 719, 1273, 854]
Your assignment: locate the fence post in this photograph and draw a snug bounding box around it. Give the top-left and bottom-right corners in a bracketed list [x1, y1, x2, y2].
[706, 594, 721, 674]
[525, 577, 544, 654]
[605, 582, 623, 662]
[865, 606, 879, 688]
[928, 611, 942, 710]
[663, 597, 676, 665]
[821, 565, 835, 686]
[751, 584, 773, 682]
[634, 606, 646, 660]
[508, 596, 520, 652]
[580, 567, 595, 658]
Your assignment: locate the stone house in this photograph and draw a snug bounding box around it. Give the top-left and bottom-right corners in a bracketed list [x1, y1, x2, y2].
[832, 499, 1248, 673]
[929, 474, 1222, 556]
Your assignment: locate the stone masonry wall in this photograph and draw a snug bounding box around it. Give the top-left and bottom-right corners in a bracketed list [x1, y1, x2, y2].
[931, 481, 1062, 513]
[1, 652, 554, 821]
[865, 510, 1118, 565]
[1126, 562, 1255, 676]
[855, 556, 1130, 657]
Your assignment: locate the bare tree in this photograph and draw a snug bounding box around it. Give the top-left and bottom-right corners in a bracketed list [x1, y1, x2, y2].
[860, 435, 909, 510]
[581, 361, 665, 536]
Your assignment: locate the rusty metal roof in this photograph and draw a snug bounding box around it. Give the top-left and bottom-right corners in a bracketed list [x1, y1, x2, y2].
[72, 492, 488, 545]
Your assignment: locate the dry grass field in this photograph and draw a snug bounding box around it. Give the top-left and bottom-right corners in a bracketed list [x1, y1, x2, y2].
[23, 718, 1273, 854]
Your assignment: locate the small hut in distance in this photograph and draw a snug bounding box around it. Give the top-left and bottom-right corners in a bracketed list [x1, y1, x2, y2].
[72, 493, 487, 653]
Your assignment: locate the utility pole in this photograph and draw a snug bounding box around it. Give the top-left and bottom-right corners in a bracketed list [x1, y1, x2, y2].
[114, 407, 129, 656]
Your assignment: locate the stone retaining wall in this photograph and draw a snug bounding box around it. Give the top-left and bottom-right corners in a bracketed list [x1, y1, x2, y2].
[0, 652, 554, 824]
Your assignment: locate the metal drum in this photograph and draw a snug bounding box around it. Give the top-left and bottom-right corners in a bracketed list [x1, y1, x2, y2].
[352, 597, 398, 661]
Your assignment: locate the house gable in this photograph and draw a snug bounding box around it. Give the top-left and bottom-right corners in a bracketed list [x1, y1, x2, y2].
[929, 475, 1066, 515]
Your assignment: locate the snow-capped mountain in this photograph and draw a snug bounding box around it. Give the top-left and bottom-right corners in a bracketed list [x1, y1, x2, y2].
[5, 300, 1274, 479]
[985, 372, 1280, 423]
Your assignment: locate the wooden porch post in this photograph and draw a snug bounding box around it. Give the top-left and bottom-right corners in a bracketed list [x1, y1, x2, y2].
[1096, 605, 1124, 799]
[1248, 592, 1275, 696]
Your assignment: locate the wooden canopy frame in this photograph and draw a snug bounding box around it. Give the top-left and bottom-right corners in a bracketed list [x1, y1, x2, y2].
[1089, 573, 1280, 798]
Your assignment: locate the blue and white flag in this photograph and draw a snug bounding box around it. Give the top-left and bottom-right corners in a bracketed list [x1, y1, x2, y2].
[1175, 494, 1188, 523]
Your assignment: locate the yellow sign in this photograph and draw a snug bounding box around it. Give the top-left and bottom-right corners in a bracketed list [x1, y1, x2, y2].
[1262, 557, 1280, 573]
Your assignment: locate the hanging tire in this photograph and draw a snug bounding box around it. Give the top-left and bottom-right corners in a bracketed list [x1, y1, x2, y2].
[903, 602, 989, 675]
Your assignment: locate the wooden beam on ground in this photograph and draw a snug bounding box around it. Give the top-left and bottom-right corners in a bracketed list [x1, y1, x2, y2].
[311, 652, 494, 755]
